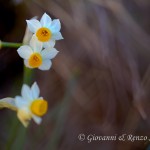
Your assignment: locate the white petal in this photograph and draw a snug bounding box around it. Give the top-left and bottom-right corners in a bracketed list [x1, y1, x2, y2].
[31, 82, 40, 99]
[15, 96, 28, 108]
[43, 40, 55, 48]
[17, 108, 31, 127]
[39, 59, 52, 70]
[30, 35, 43, 53]
[40, 13, 52, 27]
[21, 84, 33, 101]
[26, 19, 41, 33]
[17, 46, 33, 59]
[41, 48, 59, 59]
[24, 60, 32, 68]
[32, 114, 42, 124]
[23, 25, 33, 45]
[52, 32, 63, 40]
[49, 19, 61, 32]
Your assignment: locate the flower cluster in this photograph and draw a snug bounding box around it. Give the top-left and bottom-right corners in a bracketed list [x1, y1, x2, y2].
[18, 13, 63, 70]
[0, 13, 63, 127]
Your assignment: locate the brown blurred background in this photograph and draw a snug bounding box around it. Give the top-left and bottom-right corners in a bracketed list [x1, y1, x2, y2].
[0, 0, 150, 150]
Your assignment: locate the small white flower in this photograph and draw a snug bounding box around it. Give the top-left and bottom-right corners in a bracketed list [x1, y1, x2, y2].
[17, 35, 59, 70]
[14, 82, 48, 127]
[0, 82, 48, 127]
[15, 82, 48, 127]
[26, 13, 63, 48]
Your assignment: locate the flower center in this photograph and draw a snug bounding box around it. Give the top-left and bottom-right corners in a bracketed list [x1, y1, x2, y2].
[36, 27, 52, 42]
[30, 99, 48, 116]
[28, 53, 42, 68]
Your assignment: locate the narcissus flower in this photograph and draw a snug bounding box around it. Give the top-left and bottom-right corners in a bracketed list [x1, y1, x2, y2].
[17, 35, 59, 70]
[26, 13, 63, 48]
[15, 82, 48, 127]
[0, 82, 48, 127]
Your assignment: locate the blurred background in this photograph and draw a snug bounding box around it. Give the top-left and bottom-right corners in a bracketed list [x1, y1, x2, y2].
[0, 0, 150, 149]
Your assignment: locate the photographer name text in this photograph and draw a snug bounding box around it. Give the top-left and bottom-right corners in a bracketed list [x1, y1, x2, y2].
[78, 134, 149, 143]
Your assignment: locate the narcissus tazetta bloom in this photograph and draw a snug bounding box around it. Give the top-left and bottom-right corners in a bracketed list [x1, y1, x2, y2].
[26, 13, 63, 48]
[0, 82, 48, 127]
[15, 82, 48, 127]
[17, 35, 59, 70]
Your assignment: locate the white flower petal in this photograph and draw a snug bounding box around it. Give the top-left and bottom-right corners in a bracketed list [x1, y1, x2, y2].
[40, 13, 52, 27]
[26, 19, 41, 33]
[31, 82, 40, 99]
[39, 59, 52, 70]
[21, 84, 33, 101]
[43, 40, 55, 48]
[24, 60, 32, 68]
[41, 48, 59, 59]
[23, 25, 33, 45]
[32, 114, 42, 124]
[49, 19, 61, 32]
[52, 32, 63, 40]
[17, 108, 31, 127]
[17, 46, 33, 59]
[15, 96, 28, 108]
[30, 35, 43, 53]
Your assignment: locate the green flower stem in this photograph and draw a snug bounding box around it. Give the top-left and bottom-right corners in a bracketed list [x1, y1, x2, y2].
[23, 66, 34, 85]
[0, 41, 22, 48]
[11, 66, 35, 149]
[6, 66, 34, 150]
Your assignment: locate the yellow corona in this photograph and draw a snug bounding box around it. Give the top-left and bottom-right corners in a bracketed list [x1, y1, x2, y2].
[30, 99, 48, 116]
[36, 27, 52, 42]
[28, 53, 42, 68]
